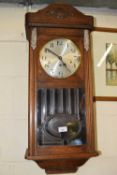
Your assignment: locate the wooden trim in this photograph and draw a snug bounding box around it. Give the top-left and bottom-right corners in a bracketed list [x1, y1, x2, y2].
[93, 96, 117, 101]
[94, 27, 117, 33]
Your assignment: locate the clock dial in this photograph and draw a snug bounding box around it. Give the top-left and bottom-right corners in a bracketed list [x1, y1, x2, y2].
[39, 38, 81, 78]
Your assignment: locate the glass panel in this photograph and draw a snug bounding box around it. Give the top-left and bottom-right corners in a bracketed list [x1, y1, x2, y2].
[37, 88, 86, 146]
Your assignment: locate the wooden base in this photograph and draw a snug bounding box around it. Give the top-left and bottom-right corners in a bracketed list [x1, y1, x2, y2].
[36, 159, 88, 174]
[25, 149, 98, 174]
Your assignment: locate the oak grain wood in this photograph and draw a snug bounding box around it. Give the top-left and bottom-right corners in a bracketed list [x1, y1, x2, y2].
[25, 3, 98, 174]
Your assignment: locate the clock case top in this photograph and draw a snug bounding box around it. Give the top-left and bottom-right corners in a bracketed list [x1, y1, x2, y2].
[25, 3, 98, 174]
[25, 3, 94, 39]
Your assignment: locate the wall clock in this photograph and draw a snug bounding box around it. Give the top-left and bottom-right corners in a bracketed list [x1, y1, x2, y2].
[25, 3, 98, 174]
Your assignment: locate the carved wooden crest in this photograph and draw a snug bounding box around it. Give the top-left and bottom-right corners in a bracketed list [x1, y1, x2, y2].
[25, 3, 94, 40]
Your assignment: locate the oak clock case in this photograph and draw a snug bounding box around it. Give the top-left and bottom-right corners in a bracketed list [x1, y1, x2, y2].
[25, 3, 98, 174]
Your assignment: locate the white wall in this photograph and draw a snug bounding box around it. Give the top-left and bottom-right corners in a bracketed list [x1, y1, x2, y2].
[0, 3, 117, 175]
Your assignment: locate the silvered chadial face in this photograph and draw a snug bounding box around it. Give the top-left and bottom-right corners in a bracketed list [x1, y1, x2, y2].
[39, 38, 81, 78]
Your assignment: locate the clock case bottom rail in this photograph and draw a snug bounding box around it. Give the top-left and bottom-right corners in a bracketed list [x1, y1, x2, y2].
[25, 149, 98, 174]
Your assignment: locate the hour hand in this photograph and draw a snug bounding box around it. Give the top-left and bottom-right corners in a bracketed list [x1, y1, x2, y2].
[45, 48, 71, 72]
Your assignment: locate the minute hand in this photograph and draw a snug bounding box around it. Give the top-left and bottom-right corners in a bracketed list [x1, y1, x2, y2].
[45, 48, 62, 60]
[45, 48, 71, 72]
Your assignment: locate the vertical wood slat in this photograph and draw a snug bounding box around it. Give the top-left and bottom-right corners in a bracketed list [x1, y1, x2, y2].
[49, 89, 55, 115]
[74, 88, 80, 119]
[66, 89, 72, 114]
[57, 89, 64, 113]
[41, 89, 47, 123]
